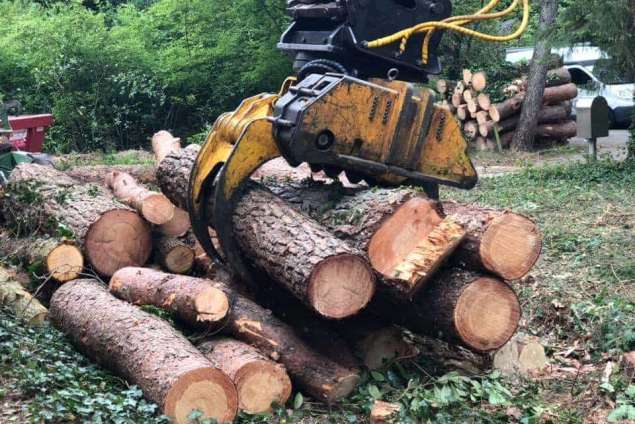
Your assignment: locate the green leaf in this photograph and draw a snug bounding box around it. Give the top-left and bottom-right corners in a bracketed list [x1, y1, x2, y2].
[367, 384, 382, 400]
[293, 392, 303, 409]
[370, 371, 385, 382]
[608, 404, 635, 422]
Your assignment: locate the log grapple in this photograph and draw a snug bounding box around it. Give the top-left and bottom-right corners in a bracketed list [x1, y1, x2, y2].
[188, 0, 530, 283]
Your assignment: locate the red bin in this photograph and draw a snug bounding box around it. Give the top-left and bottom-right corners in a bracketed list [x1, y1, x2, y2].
[8, 114, 54, 153]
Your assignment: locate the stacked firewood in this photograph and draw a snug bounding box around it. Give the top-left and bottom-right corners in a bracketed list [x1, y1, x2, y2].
[437, 67, 578, 150]
[0, 130, 544, 423]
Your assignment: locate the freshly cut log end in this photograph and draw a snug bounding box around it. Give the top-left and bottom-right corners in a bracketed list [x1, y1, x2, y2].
[199, 338, 292, 414]
[152, 130, 181, 164]
[159, 207, 191, 237]
[370, 400, 401, 424]
[141, 193, 176, 225]
[470, 71, 487, 92]
[156, 235, 195, 274]
[308, 254, 375, 319]
[0, 267, 48, 325]
[47, 242, 84, 282]
[84, 210, 152, 276]
[453, 277, 521, 352]
[480, 213, 542, 281]
[164, 367, 237, 424]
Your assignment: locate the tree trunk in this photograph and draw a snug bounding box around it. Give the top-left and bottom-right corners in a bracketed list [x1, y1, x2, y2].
[535, 120, 577, 139]
[198, 338, 292, 414]
[49, 279, 238, 423]
[441, 201, 542, 280]
[542, 83, 578, 105]
[0, 232, 83, 282]
[109, 267, 360, 402]
[109, 267, 229, 326]
[480, 104, 570, 137]
[156, 146, 376, 319]
[154, 234, 195, 274]
[63, 164, 156, 186]
[2, 164, 152, 277]
[511, 0, 559, 150]
[0, 265, 48, 325]
[105, 171, 175, 225]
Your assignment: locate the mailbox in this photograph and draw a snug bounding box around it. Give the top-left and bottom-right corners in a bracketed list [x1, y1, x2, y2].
[576, 96, 609, 139]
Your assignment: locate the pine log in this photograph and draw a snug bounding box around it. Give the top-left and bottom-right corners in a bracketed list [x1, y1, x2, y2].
[451, 92, 463, 108]
[466, 98, 478, 114]
[441, 201, 541, 280]
[543, 83, 578, 105]
[470, 71, 487, 91]
[475, 110, 490, 125]
[435, 79, 448, 95]
[535, 120, 577, 139]
[110, 267, 229, 326]
[199, 338, 292, 414]
[464, 120, 478, 139]
[50, 279, 238, 423]
[622, 351, 635, 380]
[463, 88, 475, 103]
[493, 334, 548, 376]
[454, 80, 465, 95]
[64, 164, 156, 185]
[110, 267, 360, 402]
[0, 265, 48, 325]
[0, 232, 83, 282]
[456, 104, 468, 120]
[545, 67, 572, 87]
[105, 171, 175, 225]
[462, 69, 473, 86]
[156, 145, 376, 319]
[158, 207, 191, 237]
[476, 93, 492, 110]
[152, 130, 181, 164]
[2, 164, 152, 277]
[480, 103, 571, 137]
[154, 234, 195, 274]
[370, 401, 401, 424]
[489, 93, 525, 122]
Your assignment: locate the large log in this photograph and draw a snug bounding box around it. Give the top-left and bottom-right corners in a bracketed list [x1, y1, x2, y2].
[199, 338, 292, 414]
[479, 103, 571, 137]
[152, 130, 182, 164]
[49, 279, 238, 423]
[543, 83, 578, 105]
[0, 265, 48, 325]
[105, 171, 175, 225]
[110, 267, 229, 326]
[488, 93, 525, 122]
[109, 267, 360, 402]
[535, 120, 577, 139]
[156, 145, 375, 319]
[545, 67, 572, 87]
[0, 232, 83, 282]
[2, 164, 152, 277]
[158, 207, 191, 237]
[441, 201, 542, 280]
[63, 164, 156, 186]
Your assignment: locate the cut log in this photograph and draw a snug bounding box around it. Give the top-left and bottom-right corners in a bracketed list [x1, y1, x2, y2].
[109, 267, 229, 326]
[50, 279, 237, 423]
[435, 79, 448, 95]
[152, 130, 181, 164]
[493, 334, 548, 376]
[0, 265, 48, 325]
[2, 164, 152, 276]
[154, 234, 195, 274]
[454, 80, 465, 95]
[535, 120, 577, 139]
[441, 201, 542, 280]
[370, 400, 401, 424]
[466, 98, 478, 114]
[476, 93, 491, 110]
[470, 71, 487, 91]
[545, 67, 572, 87]
[158, 207, 191, 237]
[198, 338, 292, 414]
[156, 146, 376, 319]
[480, 104, 570, 137]
[0, 232, 83, 282]
[622, 351, 635, 380]
[488, 93, 524, 122]
[543, 83, 578, 105]
[456, 104, 468, 120]
[463, 88, 475, 103]
[64, 164, 156, 186]
[537, 104, 572, 123]
[464, 120, 478, 139]
[475, 110, 490, 125]
[110, 267, 360, 402]
[462, 69, 473, 86]
[105, 171, 175, 225]
[451, 91, 463, 108]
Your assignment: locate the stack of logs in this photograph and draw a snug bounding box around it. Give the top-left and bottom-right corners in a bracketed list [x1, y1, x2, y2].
[0, 130, 544, 423]
[436, 67, 578, 150]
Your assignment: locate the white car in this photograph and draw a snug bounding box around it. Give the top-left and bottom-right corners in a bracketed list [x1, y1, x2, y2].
[566, 64, 633, 127]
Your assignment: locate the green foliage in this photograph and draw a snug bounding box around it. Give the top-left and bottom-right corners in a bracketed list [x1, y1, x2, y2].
[608, 385, 635, 422]
[0, 308, 168, 423]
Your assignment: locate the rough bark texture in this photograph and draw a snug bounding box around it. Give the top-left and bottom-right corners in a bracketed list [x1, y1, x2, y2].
[64, 164, 156, 186]
[199, 338, 292, 414]
[0, 232, 83, 282]
[535, 120, 577, 139]
[154, 234, 195, 274]
[0, 265, 48, 325]
[110, 267, 360, 402]
[156, 145, 375, 319]
[542, 83, 578, 105]
[2, 164, 152, 276]
[109, 267, 229, 326]
[511, 0, 559, 150]
[441, 201, 542, 281]
[49, 279, 238, 423]
[488, 94, 525, 122]
[545, 67, 572, 87]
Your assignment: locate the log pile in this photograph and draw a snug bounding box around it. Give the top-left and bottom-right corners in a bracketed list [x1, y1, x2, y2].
[436, 67, 578, 150]
[0, 129, 545, 422]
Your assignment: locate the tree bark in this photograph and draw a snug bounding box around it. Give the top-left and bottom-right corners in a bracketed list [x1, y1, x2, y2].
[542, 83, 578, 105]
[156, 145, 376, 319]
[63, 164, 156, 186]
[154, 234, 195, 274]
[545, 67, 572, 87]
[49, 279, 238, 424]
[511, 0, 559, 150]
[109, 267, 360, 402]
[198, 338, 292, 414]
[105, 171, 175, 225]
[488, 93, 525, 122]
[0, 232, 83, 282]
[0, 265, 48, 325]
[2, 164, 152, 277]
[535, 120, 577, 139]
